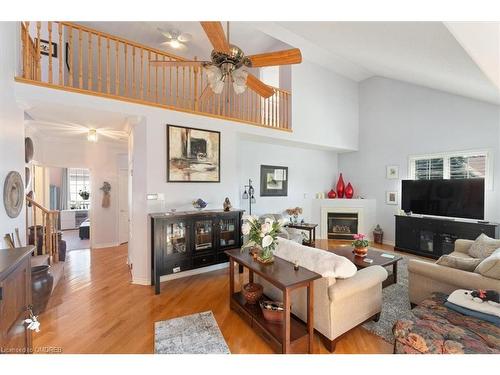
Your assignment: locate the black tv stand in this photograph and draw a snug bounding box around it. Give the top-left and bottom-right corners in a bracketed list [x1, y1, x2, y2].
[395, 215, 500, 259]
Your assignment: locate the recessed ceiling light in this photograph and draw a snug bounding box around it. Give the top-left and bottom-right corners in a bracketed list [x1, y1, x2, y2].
[87, 129, 98, 142]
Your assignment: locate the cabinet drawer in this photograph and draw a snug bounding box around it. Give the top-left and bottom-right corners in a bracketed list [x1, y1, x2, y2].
[164, 258, 192, 275]
[193, 254, 215, 268]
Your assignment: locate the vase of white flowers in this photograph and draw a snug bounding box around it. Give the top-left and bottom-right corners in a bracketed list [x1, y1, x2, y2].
[241, 215, 283, 263]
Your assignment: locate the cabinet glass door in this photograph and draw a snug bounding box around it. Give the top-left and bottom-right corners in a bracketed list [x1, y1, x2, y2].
[194, 220, 213, 252]
[219, 217, 238, 248]
[165, 221, 187, 256]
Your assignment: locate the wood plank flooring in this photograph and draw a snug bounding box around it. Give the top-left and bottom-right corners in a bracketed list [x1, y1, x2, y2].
[34, 242, 398, 354]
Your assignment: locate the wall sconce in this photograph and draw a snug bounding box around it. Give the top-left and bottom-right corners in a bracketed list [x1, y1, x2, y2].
[242, 178, 256, 214]
[87, 129, 98, 143]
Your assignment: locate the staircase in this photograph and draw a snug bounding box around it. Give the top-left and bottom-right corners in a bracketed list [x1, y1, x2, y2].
[26, 196, 65, 293]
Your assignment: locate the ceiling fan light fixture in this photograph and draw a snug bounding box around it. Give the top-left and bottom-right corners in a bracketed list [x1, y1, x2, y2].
[169, 39, 182, 49]
[204, 65, 225, 94]
[231, 68, 248, 95]
[87, 129, 98, 143]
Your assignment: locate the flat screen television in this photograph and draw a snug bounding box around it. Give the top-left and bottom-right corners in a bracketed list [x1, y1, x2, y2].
[401, 179, 484, 220]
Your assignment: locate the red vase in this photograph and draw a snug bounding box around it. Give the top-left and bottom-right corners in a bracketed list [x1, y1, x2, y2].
[327, 189, 337, 199]
[336, 173, 345, 198]
[345, 182, 354, 199]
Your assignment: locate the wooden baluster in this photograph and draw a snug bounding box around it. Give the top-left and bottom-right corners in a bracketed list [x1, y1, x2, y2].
[147, 50, 151, 99]
[124, 44, 128, 97]
[182, 66, 186, 108]
[23, 22, 29, 79]
[199, 64, 204, 112]
[176, 63, 179, 107]
[169, 57, 173, 106]
[155, 53, 158, 103]
[78, 29, 83, 88]
[68, 26, 73, 86]
[58, 23, 63, 85]
[132, 46, 136, 97]
[106, 38, 111, 94]
[47, 22, 53, 84]
[115, 41, 120, 95]
[46, 213, 52, 262]
[88, 32, 93, 90]
[140, 48, 144, 99]
[41, 213, 46, 256]
[189, 64, 193, 109]
[162, 55, 166, 104]
[36, 22, 41, 81]
[32, 206, 37, 254]
[97, 35, 102, 91]
[54, 213, 59, 263]
[285, 92, 288, 129]
[21, 22, 26, 78]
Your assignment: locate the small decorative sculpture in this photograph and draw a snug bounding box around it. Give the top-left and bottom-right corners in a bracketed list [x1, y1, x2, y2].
[223, 197, 232, 211]
[100, 182, 111, 208]
[192, 198, 208, 210]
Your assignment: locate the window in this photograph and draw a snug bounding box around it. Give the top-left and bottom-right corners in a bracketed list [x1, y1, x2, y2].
[68, 168, 90, 208]
[409, 150, 489, 184]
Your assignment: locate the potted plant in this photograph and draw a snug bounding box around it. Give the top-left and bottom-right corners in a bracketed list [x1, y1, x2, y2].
[241, 215, 283, 264]
[79, 187, 90, 201]
[285, 207, 303, 224]
[352, 233, 369, 257]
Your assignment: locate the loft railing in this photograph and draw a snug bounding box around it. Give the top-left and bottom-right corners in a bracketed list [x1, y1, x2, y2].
[17, 21, 291, 131]
[26, 196, 60, 264]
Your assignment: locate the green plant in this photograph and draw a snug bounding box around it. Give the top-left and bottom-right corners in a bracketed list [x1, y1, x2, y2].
[352, 233, 369, 248]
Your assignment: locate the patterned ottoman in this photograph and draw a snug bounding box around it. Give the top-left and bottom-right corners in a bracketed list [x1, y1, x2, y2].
[393, 293, 500, 354]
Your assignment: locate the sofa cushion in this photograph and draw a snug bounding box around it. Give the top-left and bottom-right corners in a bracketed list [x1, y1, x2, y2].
[447, 251, 473, 259]
[474, 248, 500, 280]
[436, 254, 482, 271]
[274, 238, 357, 278]
[468, 234, 500, 259]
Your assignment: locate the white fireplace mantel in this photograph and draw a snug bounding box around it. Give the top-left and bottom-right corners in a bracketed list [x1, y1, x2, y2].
[311, 199, 377, 240]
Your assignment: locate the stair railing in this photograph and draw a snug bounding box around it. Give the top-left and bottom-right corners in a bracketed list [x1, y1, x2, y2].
[26, 196, 59, 264]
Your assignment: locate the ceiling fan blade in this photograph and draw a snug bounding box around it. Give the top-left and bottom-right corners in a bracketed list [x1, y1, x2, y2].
[149, 60, 209, 67]
[246, 73, 275, 98]
[247, 48, 302, 67]
[200, 21, 230, 53]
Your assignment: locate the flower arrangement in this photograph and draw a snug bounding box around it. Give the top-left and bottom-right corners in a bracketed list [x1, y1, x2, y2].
[79, 187, 90, 200]
[285, 207, 303, 223]
[352, 233, 369, 248]
[241, 215, 284, 262]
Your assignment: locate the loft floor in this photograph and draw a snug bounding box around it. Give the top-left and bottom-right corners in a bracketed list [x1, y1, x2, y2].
[34, 242, 401, 354]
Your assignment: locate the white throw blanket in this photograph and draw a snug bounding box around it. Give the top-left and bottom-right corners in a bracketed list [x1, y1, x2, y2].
[447, 289, 500, 317]
[274, 238, 357, 278]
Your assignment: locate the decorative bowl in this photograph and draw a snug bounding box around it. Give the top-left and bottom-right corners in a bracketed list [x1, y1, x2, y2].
[260, 300, 284, 323]
[192, 198, 208, 210]
[353, 246, 368, 257]
[242, 282, 263, 304]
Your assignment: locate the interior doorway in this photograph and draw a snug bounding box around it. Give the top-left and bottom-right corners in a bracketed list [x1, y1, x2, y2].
[118, 168, 129, 245]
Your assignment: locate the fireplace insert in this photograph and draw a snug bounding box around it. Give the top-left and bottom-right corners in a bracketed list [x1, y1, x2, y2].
[328, 212, 359, 240]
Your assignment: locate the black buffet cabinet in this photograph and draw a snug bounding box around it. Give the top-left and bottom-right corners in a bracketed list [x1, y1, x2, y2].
[395, 215, 500, 259]
[150, 209, 244, 294]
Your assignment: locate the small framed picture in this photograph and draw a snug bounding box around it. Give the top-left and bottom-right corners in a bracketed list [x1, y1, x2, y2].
[35, 38, 58, 58]
[386, 191, 398, 205]
[260, 165, 288, 196]
[386, 165, 399, 179]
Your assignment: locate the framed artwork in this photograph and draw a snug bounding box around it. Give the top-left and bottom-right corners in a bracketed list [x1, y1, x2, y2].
[386, 165, 399, 179]
[260, 165, 288, 196]
[166, 124, 220, 182]
[386, 191, 398, 205]
[36, 38, 58, 58]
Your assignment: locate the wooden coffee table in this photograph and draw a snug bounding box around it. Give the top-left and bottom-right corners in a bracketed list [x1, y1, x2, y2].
[315, 241, 402, 288]
[225, 248, 321, 354]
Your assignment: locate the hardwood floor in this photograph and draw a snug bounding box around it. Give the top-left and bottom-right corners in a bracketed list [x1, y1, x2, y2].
[34, 242, 398, 354]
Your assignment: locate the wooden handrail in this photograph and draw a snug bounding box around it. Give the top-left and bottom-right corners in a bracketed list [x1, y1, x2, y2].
[26, 196, 59, 264]
[26, 196, 57, 215]
[18, 21, 292, 131]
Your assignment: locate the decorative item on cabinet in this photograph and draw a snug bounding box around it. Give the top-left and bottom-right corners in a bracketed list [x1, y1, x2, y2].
[327, 189, 337, 199]
[285, 207, 303, 224]
[373, 224, 384, 244]
[260, 300, 284, 323]
[242, 282, 263, 304]
[100, 181, 111, 208]
[192, 198, 208, 210]
[223, 197, 232, 211]
[345, 182, 354, 199]
[336, 173, 345, 198]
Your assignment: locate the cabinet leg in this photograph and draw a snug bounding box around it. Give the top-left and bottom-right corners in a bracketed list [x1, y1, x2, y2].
[238, 265, 244, 274]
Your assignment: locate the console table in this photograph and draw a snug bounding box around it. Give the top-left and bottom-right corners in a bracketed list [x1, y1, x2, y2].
[225, 248, 321, 354]
[285, 223, 318, 246]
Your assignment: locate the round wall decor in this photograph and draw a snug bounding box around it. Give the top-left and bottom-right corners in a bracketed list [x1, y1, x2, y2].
[3, 171, 24, 218]
[25, 137, 34, 163]
[25, 166, 31, 188]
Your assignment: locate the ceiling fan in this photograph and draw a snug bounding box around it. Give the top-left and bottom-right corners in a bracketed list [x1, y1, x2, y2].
[157, 27, 192, 50]
[150, 21, 302, 98]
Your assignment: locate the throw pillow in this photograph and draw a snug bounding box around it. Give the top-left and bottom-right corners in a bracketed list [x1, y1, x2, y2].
[468, 233, 500, 259]
[474, 248, 500, 280]
[436, 254, 482, 271]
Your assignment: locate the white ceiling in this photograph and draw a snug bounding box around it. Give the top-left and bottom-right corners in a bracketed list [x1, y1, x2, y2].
[25, 104, 130, 143]
[78, 21, 499, 104]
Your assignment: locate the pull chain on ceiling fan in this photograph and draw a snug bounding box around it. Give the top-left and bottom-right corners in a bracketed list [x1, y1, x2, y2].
[150, 21, 302, 98]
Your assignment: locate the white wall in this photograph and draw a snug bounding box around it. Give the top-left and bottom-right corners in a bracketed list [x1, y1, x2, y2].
[28, 134, 128, 248]
[237, 137, 338, 221]
[0, 22, 26, 248]
[338, 77, 500, 244]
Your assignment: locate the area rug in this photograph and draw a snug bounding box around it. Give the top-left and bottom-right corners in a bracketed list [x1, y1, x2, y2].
[362, 255, 413, 343]
[154, 311, 230, 354]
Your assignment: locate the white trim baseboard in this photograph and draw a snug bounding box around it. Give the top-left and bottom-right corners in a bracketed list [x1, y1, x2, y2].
[131, 277, 151, 285]
[159, 262, 229, 282]
[92, 242, 120, 249]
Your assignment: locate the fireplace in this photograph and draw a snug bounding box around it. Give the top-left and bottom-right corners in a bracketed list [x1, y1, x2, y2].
[327, 212, 359, 240]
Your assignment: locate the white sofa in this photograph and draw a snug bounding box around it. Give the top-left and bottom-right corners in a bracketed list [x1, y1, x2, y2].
[254, 238, 388, 352]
